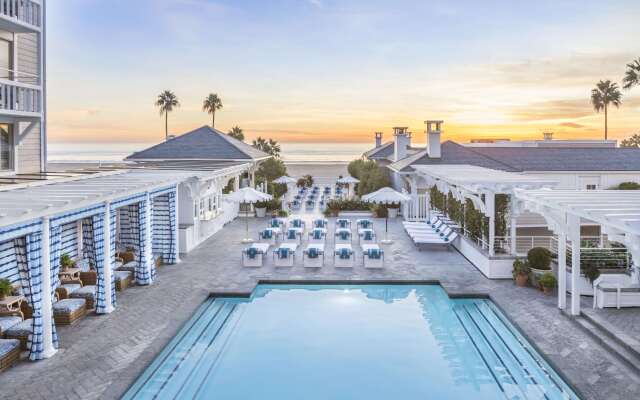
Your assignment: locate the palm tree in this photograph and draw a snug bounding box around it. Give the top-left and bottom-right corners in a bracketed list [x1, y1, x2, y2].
[268, 138, 281, 157]
[622, 57, 640, 90]
[202, 93, 223, 128]
[155, 90, 179, 140]
[590, 80, 622, 140]
[228, 126, 244, 141]
[252, 137, 282, 158]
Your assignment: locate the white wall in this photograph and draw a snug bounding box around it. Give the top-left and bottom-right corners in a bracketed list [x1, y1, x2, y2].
[522, 171, 640, 190]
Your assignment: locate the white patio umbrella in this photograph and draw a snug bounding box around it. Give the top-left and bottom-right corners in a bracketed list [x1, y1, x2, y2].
[362, 187, 410, 244]
[273, 176, 297, 210]
[227, 187, 273, 243]
[336, 176, 360, 198]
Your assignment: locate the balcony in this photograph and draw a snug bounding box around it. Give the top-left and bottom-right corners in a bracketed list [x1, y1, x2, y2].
[0, 0, 41, 33]
[0, 78, 41, 117]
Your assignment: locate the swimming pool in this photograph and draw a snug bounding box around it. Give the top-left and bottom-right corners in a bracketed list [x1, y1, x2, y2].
[124, 284, 580, 400]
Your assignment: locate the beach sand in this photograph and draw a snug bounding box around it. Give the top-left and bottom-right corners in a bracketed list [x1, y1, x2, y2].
[284, 162, 349, 184]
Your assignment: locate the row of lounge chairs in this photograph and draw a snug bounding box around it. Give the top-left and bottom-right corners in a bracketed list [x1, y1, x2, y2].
[243, 217, 384, 268]
[403, 216, 458, 249]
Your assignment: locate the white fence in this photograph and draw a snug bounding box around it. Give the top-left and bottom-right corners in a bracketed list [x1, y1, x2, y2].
[403, 194, 429, 221]
[0, 80, 41, 113]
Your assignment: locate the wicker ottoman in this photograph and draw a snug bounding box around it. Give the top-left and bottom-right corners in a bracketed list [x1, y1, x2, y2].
[55, 283, 82, 300]
[53, 299, 87, 325]
[114, 270, 134, 291]
[0, 339, 20, 372]
[4, 319, 32, 350]
[69, 286, 96, 310]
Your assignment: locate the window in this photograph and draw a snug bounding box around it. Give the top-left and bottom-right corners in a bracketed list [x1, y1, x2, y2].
[0, 39, 13, 80]
[586, 184, 597, 190]
[0, 124, 13, 171]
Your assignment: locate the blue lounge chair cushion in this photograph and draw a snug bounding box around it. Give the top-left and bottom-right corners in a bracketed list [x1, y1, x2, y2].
[270, 220, 280, 228]
[312, 230, 323, 240]
[307, 248, 319, 259]
[69, 285, 97, 301]
[277, 248, 290, 259]
[287, 230, 297, 240]
[261, 230, 273, 239]
[0, 316, 22, 333]
[0, 339, 19, 357]
[4, 319, 32, 337]
[246, 247, 259, 259]
[339, 231, 350, 240]
[314, 220, 326, 228]
[337, 220, 348, 228]
[338, 248, 351, 259]
[292, 220, 302, 228]
[53, 298, 86, 314]
[360, 220, 371, 228]
[363, 231, 374, 241]
[367, 248, 383, 259]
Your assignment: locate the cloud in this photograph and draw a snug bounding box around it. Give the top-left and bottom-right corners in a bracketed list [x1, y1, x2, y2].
[509, 99, 593, 122]
[307, 0, 323, 8]
[558, 122, 585, 129]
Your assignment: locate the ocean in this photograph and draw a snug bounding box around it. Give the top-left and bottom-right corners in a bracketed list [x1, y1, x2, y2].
[47, 142, 372, 164]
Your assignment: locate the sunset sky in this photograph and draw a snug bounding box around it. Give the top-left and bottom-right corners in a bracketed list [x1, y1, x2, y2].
[47, 0, 640, 145]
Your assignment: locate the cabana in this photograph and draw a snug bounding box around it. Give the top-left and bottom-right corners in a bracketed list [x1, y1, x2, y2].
[514, 189, 640, 315]
[0, 170, 185, 360]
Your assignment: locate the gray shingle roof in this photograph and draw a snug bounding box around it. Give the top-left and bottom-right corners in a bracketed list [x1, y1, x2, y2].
[363, 142, 394, 159]
[126, 126, 270, 161]
[390, 140, 640, 173]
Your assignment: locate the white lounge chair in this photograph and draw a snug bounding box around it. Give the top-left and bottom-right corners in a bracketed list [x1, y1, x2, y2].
[335, 228, 352, 244]
[283, 228, 303, 245]
[358, 228, 377, 244]
[304, 244, 325, 268]
[289, 217, 305, 231]
[308, 228, 327, 244]
[258, 228, 279, 246]
[334, 244, 354, 268]
[362, 244, 384, 268]
[335, 218, 351, 229]
[408, 226, 453, 239]
[242, 243, 270, 267]
[313, 218, 328, 229]
[273, 243, 297, 267]
[413, 232, 458, 248]
[356, 219, 373, 230]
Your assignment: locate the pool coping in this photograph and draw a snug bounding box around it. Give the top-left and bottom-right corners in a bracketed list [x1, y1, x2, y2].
[123, 279, 587, 400]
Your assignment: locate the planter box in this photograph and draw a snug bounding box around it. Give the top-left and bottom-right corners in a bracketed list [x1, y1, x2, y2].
[255, 207, 267, 218]
[388, 208, 399, 218]
[338, 211, 375, 217]
[566, 269, 593, 297]
[530, 267, 553, 289]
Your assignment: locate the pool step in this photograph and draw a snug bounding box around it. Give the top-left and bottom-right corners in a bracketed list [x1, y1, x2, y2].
[454, 302, 578, 400]
[571, 313, 640, 376]
[130, 300, 239, 400]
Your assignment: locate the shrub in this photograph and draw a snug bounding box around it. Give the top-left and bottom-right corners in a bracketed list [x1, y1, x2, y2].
[512, 258, 530, 278]
[254, 200, 270, 209]
[527, 247, 552, 270]
[583, 264, 601, 283]
[538, 272, 557, 288]
[613, 181, 640, 190]
[60, 253, 74, 269]
[0, 278, 12, 298]
[277, 210, 289, 217]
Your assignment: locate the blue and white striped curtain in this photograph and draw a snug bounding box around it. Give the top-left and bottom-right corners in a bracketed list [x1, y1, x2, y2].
[82, 218, 95, 267]
[49, 225, 62, 293]
[14, 233, 59, 361]
[109, 210, 117, 306]
[92, 213, 108, 313]
[119, 205, 140, 254]
[136, 200, 151, 285]
[151, 192, 177, 265]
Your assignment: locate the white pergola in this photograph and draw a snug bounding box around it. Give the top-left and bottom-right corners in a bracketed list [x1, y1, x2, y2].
[412, 165, 557, 255]
[514, 189, 640, 315]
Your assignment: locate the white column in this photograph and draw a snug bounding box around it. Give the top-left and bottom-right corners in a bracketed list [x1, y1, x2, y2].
[76, 219, 83, 258]
[486, 193, 495, 256]
[173, 189, 181, 263]
[102, 203, 114, 313]
[234, 175, 240, 191]
[568, 214, 581, 316]
[40, 217, 57, 358]
[145, 193, 153, 281]
[557, 231, 567, 310]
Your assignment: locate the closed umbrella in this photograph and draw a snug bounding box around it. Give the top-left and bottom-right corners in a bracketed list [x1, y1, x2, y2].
[273, 176, 297, 210]
[362, 187, 410, 244]
[227, 187, 273, 243]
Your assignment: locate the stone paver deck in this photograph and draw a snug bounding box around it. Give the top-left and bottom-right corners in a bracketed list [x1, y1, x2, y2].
[0, 215, 639, 399]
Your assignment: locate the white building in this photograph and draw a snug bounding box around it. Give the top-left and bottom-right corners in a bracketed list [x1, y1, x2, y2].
[0, 0, 45, 175]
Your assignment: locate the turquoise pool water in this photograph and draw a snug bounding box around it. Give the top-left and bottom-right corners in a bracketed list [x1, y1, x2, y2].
[124, 284, 580, 400]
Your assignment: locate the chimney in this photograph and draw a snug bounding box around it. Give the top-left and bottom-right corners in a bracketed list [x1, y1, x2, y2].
[375, 132, 383, 148]
[543, 132, 553, 141]
[393, 127, 411, 161]
[425, 120, 443, 158]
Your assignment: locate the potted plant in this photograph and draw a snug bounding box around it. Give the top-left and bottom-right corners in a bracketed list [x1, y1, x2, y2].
[60, 253, 74, 271]
[0, 278, 12, 300]
[512, 258, 530, 287]
[387, 203, 400, 218]
[278, 209, 289, 218]
[583, 263, 601, 285]
[526, 247, 552, 289]
[254, 200, 268, 218]
[539, 272, 557, 295]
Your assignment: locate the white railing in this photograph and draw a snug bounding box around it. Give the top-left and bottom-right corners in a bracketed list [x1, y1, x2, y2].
[403, 193, 429, 221]
[0, 79, 40, 113]
[0, 67, 39, 85]
[0, 0, 41, 29]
